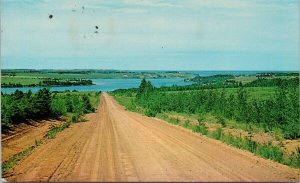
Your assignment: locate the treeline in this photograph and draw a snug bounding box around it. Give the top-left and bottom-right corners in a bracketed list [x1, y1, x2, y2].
[154, 77, 298, 92]
[42, 79, 93, 86]
[245, 77, 299, 87]
[1, 89, 96, 128]
[1, 83, 36, 87]
[116, 79, 299, 139]
[185, 75, 235, 85]
[2, 79, 93, 88]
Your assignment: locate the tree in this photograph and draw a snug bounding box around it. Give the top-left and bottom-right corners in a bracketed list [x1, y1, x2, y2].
[34, 88, 51, 117]
[136, 79, 154, 100]
[137, 78, 148, 98]
[82, 95, 94, 113]
[13, 90, 24, 100]
[236, 87, 248, 122]
[274, 80, 288, 127]
[65, 94, 73, 112]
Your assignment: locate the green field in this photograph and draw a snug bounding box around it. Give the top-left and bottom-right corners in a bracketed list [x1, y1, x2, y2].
[231, 76, 257, 84]
[1, 77, 43, 85]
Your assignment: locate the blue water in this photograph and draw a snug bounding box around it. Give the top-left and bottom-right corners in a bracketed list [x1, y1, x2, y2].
[1, 78, 191, 94]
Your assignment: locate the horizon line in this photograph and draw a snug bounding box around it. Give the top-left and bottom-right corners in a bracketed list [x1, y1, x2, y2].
[1, 69, 299, 72]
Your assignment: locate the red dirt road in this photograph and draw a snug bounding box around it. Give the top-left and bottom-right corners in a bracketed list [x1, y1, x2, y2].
[5, 93, 300, 182]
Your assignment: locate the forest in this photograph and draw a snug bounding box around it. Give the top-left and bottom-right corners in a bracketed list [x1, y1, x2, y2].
[1, 89, 99, 129]
[113, 77, 300, 139]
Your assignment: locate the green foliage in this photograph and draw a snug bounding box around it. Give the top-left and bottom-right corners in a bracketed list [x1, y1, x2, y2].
[126, 99, 137, 111]
[136, 78, 154, 100]
[188, 75, 235, 85]
[167, 117, 180, 125]
[47, 122, 70, 139]
[245, 77, 299, 87]
[70, 113, 80, 123]
[1, 89, 51, 126]
[112, 95, 139, 112]
[1, 89, 99, 127]
[183, 119, 190, 128]
[192, 124, 208, 135]
[216, 116, 226, 127]
[51, 97, 67, 115]
[221, 133, 244, 148]
[256, 143, 283, 163]
[145, 108, 157, 117]
[219, 133, 295, 167]
[35, 88, 52, 116]
[2, 140, 41, 174]
[243, 138, 258, 153]
[82, 94, 95, 113]
[210, 128, 223, 140]
[127, 78, 299, 139]
[296, 147, 300, 167]
[197, 117, 204, 123]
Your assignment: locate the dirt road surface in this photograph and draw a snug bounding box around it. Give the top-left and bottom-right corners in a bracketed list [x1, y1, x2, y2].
[2, 120, 62, 162]
[5, 93, 300, 182]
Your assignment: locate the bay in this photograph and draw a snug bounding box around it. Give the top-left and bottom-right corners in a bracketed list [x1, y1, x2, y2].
[1, 78, 191, 94]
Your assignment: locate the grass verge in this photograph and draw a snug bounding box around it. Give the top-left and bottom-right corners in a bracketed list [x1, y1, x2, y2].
[151, 112, 300, 168]
[2, 140, 42, 174]
[47, 122, 70, 139]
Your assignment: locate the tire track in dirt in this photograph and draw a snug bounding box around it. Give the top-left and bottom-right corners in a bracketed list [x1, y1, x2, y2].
[5, 93, 300, 182]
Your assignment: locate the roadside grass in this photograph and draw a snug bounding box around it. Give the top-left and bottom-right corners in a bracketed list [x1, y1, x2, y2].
[2, 140, 42, 174]
[47, 122, 71, 139]
[182, 119, 191, 128]
[192, 125, 208, 135]
[191, 124, 299, 168]
[167, 115, 300, 168]
[112, 95, 144, 114]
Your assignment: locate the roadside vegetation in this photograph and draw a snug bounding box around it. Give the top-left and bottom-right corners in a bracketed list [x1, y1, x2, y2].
[2, 140, 42, 174]
[1, 89, 100, 129]
[111, 75, 300, 168]
[1, 89, 101, 174]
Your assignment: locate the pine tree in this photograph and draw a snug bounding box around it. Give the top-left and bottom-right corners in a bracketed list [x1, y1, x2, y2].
[82, 94, 94, 113]
[34, 88, 51, 117]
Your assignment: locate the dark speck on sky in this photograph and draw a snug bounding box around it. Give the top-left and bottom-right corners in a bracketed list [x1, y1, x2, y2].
[49, 14, 53, 19]
[95, 26, 99, 29]
[95, 31, 98, 34]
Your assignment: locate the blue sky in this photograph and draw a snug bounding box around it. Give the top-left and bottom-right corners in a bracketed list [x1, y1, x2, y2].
[1, 0, 299, 70]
